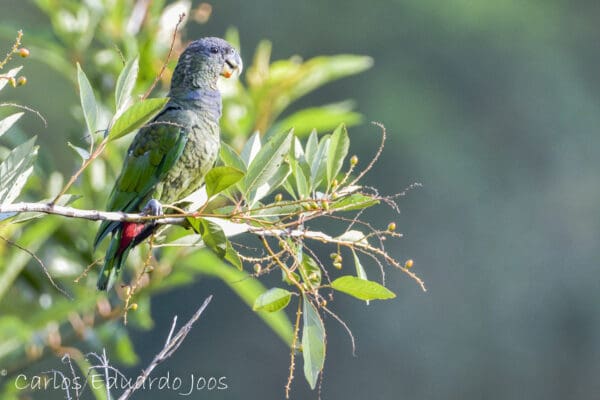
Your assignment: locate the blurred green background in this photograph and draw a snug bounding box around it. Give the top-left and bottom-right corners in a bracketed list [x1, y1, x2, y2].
[3, 0, 600, 399]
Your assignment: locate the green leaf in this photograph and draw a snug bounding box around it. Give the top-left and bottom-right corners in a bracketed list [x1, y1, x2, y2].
[352, 249, 367, 280]
[331, 275, 396, 301]
[299, 252, 322, 287]
[289, 158, 309, 199]
[0, 66, 22, 91]
[327, 123, 350, 186]
[76, 63, 98, 135]
[335, 230, 369, 245]
[220, 141, 247, 171]
[302, 296, 325, 389]
[0, 112, 23, 138]
[244, 129, 293, 206]
[115, 56, 139, 114]
[189, 218, 228, 258]
[67, 141, 90, 160]
[310, 135, 330, 190]
[205, 166, 244, 198]
[108, 98, 168, 141]
[272, 101, 362, 137]
[225, 240, 242, 270]
[331, 193, 379, 211]
[253, 288, 292, 312]
[304, 129, 319, 166]
[0, 136, 38, 205]
[240, 131, 262, 166]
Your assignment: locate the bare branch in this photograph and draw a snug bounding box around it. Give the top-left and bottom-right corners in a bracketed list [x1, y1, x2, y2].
[117, 295, 212, 400]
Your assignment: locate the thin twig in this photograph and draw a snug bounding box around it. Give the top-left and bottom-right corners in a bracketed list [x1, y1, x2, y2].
[141, 13, 185, 99]
[0, 233, 71, 299]
[117, 295, 212, 400]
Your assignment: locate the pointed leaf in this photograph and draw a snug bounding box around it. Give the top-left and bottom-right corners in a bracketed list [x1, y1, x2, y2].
[251, 160, 291, 205]
[253, 288, 292, 312]
[0, 136, 37, 205]
[304, 129, 318, 166]
[302, 296, 325, 389]
[299, 252, 321, 287]
[115, 56, 139, 114]
[220, 141, 246, 171]
[310, 135, 329, 190]
[198, 218, 227, 258]
[77, 63, 98, 135]
[352, 249, 367, 280]
[0, 112, 23, 138]
[108, 98, 168, 141]
[336, 230, 369, 245]
[331, 275, 396, 301]
[67, 141, 90, 160]
[225, 240, 242, 270]
[331, 193, 379, 211]
[326, 124, 350, 185]
[244, 129, 293, 205]
[240, 131, 262, 166]
[205, 166, 244, 198]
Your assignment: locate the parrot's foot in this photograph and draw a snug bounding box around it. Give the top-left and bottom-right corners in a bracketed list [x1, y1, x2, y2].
[141, 199, 163, 217]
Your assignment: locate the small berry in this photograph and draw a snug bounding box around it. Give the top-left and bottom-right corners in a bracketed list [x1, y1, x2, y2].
[8, 77, 16, 87]
[350, 155, 358, 166]
[321, 299, 328, 307]
[387, 222, 396, 232]
[18, 48, 30, 58]
[129, 303, 138, 311]
[405, 259, 414, 269]
[253, 263, 262, 274]
[16, 76, 27, 86]
[333, 261, 342, 270]
[274, 193, 283, 202]
[334, 255, 342, 263]
[332, 179, 338, 187]
[329, 253, 337, 260]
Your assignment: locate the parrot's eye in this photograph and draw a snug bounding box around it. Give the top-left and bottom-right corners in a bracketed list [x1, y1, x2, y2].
[209, 46, 219, 54]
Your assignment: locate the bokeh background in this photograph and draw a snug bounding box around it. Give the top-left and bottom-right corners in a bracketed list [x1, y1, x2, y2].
[2, 0, 600, 399]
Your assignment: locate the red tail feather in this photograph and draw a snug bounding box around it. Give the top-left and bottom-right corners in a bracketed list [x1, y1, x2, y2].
[118, 222, 145, 254]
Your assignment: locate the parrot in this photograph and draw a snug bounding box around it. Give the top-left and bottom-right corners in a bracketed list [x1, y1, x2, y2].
[94, 37, 242, 291]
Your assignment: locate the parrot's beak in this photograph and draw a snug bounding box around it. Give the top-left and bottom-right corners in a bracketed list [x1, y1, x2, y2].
[221, 52, 243, 79]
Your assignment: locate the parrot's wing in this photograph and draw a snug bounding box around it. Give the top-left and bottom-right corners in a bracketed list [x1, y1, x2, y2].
[94, 106, 188, 248]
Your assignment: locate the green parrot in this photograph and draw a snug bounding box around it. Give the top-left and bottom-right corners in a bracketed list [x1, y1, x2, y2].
[94, 37, 242, 291]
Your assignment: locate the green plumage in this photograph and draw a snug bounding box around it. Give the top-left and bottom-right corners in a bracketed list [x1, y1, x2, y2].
[95, 37, 242, 290]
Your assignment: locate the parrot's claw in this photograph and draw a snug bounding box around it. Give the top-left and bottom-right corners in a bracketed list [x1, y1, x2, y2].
[141, 199, 163, 217]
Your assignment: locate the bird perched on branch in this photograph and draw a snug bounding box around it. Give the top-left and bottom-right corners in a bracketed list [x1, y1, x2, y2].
[94, 37, 242, 291]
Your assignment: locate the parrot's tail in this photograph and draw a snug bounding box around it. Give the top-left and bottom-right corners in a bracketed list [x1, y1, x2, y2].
[97, 234, 127, 291]
[96, 200, 163, 291]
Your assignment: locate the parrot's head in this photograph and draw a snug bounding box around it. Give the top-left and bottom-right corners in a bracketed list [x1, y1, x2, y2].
[171, 37, 243, 91]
